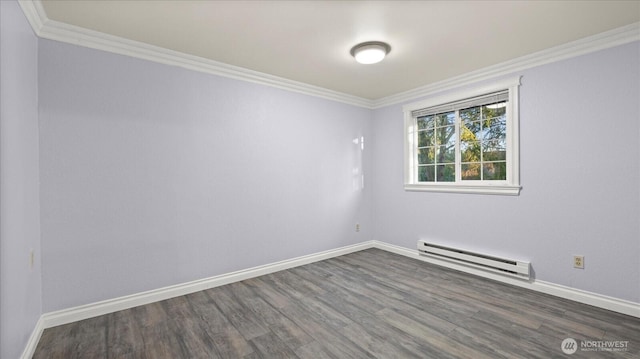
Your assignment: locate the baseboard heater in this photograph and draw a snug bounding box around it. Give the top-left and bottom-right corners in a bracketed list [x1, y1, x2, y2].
[417, 240, 530, 279]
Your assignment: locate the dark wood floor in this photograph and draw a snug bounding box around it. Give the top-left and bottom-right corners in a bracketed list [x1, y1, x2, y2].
[33, 248, 639, 358]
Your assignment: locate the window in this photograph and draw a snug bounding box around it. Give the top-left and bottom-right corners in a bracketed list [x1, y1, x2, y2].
[403, 76, 521, 195]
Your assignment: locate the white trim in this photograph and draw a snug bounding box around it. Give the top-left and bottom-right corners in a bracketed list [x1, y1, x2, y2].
[374, 22, 640, 108]
[402, 76, 521, 113]
[372, 241, 640, 318]
[17, 0, 46, 34]
[17, 1, 373, 109]
[17, 1, 640, 110]
[403, 183, 521, 196]
[532, 280, 640, 317]
[20, 316, 45, 359]
[40, 241, 372, 328]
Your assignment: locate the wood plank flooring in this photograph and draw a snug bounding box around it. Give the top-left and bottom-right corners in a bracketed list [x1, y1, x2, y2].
[33, 248, 640, 358]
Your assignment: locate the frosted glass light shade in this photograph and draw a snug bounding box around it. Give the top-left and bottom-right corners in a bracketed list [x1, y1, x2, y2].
[350, 42, 391, 64]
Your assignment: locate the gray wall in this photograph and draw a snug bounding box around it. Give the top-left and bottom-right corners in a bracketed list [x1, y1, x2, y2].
[371, 41, 640, 302]
[38, 40, 373, 312]
[0, 1, 43, 358]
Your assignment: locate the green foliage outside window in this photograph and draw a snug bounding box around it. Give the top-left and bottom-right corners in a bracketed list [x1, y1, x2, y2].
[416, 101, 507, 183]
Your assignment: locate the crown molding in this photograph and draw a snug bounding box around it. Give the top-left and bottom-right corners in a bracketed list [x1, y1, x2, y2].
[18, 1, 639, 111]
[17, 0, 375, 109]
[372, 22, 640, 108]
[17, 0, 46, 33]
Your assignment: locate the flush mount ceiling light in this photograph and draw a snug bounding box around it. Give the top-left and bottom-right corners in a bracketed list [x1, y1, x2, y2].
[350, 41, 391, 64]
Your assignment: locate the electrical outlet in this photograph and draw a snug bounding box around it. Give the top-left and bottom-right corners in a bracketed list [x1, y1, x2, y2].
[573, 255, 584, 269]
[355, 223, 360, 232]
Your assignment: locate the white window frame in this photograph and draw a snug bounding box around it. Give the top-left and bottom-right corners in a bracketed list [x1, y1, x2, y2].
[403, 76, 521, 195]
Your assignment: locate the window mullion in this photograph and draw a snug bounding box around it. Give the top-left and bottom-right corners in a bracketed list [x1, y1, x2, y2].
[413, 118, 419, 183]
[505, 100, 512, 184]
[455, 110, 461, 182]
[480, 105, 484, 181]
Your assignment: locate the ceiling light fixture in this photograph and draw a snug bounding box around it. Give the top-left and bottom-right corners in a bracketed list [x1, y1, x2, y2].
[350, 41, 391, 64]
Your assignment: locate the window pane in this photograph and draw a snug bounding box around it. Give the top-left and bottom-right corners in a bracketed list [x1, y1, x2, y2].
[438, 145, 455, 163]
[484, 116, 506, 141]
[436, 125, 455, 146]
[418, 165, 435, 182]
[460, 107, 480, 123]
[460, 123, 477, 142]
[445, 127, 456, 148]
[482, 102, 506, 118]
[418, 130, 434, 147]
[418, 147, 436, 164]
[417, 115, 435, 130]
[461, 141, 481, 162]
[436, 112, 455, 126]
[483, 140, 506, 161]
[461, 163, 481, 180]
[462, 121, 482, 141]
[483, 162, 506, 180]
[437, 164, 455, 182]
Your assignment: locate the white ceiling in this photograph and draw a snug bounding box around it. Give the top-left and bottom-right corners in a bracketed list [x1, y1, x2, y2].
[40, 0, 640, 100]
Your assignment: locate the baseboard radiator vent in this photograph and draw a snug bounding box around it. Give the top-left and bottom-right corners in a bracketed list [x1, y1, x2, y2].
[417, 240, 530, 279]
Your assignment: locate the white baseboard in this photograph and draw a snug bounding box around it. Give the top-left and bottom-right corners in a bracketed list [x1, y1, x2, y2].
[40, 241, 374, 330]
[23, 239, 639, 358]
[20, 316, 45, 359]
[371, 240, 640, 318]
[23, 241, 373, 358]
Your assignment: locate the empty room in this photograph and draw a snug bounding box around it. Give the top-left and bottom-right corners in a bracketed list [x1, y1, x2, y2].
[2, 0, 639, 358]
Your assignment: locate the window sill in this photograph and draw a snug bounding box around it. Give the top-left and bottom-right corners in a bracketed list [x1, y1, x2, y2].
[404, 183, 521, 196]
